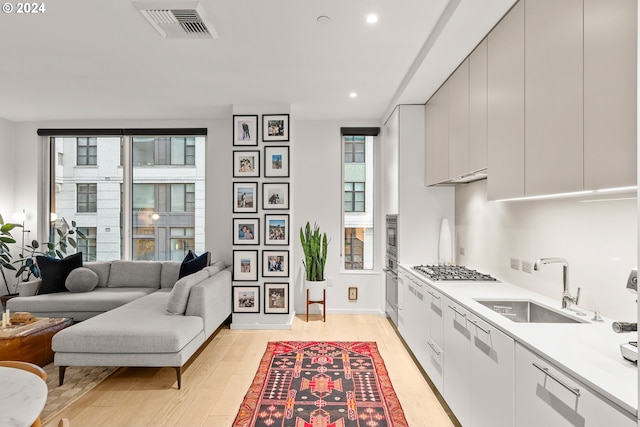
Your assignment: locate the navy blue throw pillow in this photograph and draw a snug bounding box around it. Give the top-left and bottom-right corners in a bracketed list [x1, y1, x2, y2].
[178, 250, 210, 279]
[36, 252, 83, 295]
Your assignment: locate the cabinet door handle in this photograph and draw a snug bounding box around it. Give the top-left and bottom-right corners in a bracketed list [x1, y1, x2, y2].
[427, 341, 441, 356]
[427, 290, 441, 300]
[448, 305, 467, 318]
[468, 319, 490, 335]
[532, 362, 581, 397]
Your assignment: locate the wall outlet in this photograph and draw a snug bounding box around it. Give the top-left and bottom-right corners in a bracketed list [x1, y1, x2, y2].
[348, 287, 358, 301]
[522, 261, 533, 274]
[327, 277, 333, 287]
[459, 246, 465, 256]
[510, 258, 520, 270]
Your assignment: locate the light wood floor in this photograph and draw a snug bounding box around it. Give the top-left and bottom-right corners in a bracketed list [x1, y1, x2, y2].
[44, 314, 456, 427]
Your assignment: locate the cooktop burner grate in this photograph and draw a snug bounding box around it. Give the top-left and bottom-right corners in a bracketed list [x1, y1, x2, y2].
[412, 265, 497, 282]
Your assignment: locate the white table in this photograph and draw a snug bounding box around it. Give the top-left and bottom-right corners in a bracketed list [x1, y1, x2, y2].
[0, 366, 48, 427]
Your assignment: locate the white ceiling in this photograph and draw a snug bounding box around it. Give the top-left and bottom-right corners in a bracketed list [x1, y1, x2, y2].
[0, 0, 516, 123]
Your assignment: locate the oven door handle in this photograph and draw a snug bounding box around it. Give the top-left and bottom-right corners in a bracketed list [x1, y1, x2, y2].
[383, 268, 398, 279]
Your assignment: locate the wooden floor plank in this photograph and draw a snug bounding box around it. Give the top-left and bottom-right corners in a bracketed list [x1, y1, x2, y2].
[43, 314, 455, 427]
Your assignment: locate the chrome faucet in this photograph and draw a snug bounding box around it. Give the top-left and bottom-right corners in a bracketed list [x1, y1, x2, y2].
[533, 257, 580, 309]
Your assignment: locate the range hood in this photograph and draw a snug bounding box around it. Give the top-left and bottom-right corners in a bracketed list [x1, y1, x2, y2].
[433, 169, 488, 186]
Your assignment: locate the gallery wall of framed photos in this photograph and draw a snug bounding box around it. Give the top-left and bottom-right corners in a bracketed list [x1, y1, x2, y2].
[231, 113, 291, 321]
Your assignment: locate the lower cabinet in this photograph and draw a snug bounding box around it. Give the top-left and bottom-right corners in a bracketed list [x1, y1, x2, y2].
[514, 344, 636, 427]
[444, 299, 515, 427]
[398, 270, 430, 369]
[425, 285, 445, 392]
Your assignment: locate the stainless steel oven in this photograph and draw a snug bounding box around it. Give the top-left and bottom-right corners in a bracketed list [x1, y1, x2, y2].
[384, 215, 399, 326]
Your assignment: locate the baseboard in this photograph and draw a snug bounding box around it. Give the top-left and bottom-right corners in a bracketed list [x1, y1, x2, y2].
[230, 311, 295, 330]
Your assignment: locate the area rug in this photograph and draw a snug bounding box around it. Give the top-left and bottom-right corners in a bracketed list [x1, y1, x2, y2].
[233, 341, 409, 427]
[40, 363, 118, 423]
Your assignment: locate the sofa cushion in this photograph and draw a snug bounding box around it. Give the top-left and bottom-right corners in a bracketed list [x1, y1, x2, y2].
[166, 269, 209, 315]
[53, 292, 204, 354]
[65, 267, 99, 293]
[107, 260, 161, 288]
[84, 262, 111, 288]
[203, 260, 226, 277]
[160, 261, 181, 289]
[178, 251, 210, 279]
[36, 253, 83, 295]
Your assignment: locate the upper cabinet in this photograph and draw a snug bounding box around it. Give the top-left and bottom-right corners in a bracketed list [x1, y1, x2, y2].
[487, 1, 525, 200]
[425, 81, 450, 186]
[583, 0, 637, 190]
[524, 0, 584, 196]
[468, 39, 488, 174]
[430, 0, 637, 198]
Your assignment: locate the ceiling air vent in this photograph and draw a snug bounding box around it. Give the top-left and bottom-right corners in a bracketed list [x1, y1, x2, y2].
[133, 1, 218, 39]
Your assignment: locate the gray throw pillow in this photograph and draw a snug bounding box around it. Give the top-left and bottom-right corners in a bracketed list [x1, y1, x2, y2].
[65, 267, 99, 293]
[166, 269, 209, 315]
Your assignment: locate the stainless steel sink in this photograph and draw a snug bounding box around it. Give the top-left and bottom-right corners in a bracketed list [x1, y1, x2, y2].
[474, 299, 587, 323]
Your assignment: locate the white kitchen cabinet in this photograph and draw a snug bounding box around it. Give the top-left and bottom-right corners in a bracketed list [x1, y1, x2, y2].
[397, 269, 407, 337]
[402, 272, 430, 369]
[443, 300, 471, 427]
[468, 38, 488, 174]
[468, 313, 514, 427]
[583, 0, 637, 190]
[514, 343, 636, 427]
[524, 0, 584, 196]
[425, 284, 445, 392]
[448, 59, 470, 179]
[425, 81, 450, 186]
[487, 0, 525, 200]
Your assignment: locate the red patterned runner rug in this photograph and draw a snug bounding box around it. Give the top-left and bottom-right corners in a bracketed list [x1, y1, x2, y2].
[233, 341, 409, 427]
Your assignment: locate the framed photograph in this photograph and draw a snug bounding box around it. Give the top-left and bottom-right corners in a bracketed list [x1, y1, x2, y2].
[264, 214, 289, 245]
[264, 146, 290, 177]
[233, 150, 260, 178]
[262, 250, 289, 278]
[233, 115, 258, 146]
[262, 114, 289, 142]
[233, 182, 258, 213]
[233, 218, 260, 245]
[233, 286, 260, 313]
[264, 283, 289, 314]
[262, 182, 289, 210]
[233, 250, 259, 281]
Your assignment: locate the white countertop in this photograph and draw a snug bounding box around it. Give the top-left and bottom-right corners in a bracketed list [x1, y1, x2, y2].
[0, 366, 48, 427]
[400, 264, 638, 416]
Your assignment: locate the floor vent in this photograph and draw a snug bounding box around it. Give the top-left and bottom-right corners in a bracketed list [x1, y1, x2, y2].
[133, 1, 218, 39]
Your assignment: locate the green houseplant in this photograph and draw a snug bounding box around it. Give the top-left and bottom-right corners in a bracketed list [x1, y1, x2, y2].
[0, 214, 20, 295]
[300, 221, 328, 282]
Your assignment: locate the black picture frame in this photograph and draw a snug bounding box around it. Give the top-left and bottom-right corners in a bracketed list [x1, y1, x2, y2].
[233, 250, 259, 281]
[262, 114, 290, 142]
[264, 214, 289, 246]
[233, 115, 259, 146]
[233, 286, 260, 313]
[233, 150, 260, 178]
[262, 182, 289, 210]
[264, 283, 289, 314]
[262, 250, 289, 278]
[233, 182, 258, 213]
[264, 145, 290, 177]
[233, 218, 260, 245]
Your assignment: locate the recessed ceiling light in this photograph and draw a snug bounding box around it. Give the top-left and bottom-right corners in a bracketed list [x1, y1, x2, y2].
[366, 14, 378, 24]
[349, 92, 358, 98]
[317, 15, 331, 24]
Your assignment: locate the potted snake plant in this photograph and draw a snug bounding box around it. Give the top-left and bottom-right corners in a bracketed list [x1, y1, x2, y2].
[300, 222, 328, 301]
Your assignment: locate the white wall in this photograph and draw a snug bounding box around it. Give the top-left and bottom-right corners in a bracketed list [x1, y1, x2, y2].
[293, 119, 383, 316]
[0, 118, 15, 217]
[456, 179, 637, 320]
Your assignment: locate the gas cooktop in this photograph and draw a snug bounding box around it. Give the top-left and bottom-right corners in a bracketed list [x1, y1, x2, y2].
[412, 265, 498, 282]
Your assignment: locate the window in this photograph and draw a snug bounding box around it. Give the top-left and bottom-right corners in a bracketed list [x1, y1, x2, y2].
[48, 131, 205, 262]
[344, 182, 365, 212]
[77, 227, 97, 261]
[77, 137, 97, 166]
[342, 134, 374, 270]
[344, 136, 365, 163]
[76, 183, 97, 212]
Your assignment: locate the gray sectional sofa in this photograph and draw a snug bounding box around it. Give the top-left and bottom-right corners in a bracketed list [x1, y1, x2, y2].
[7, 259, 232, 389]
